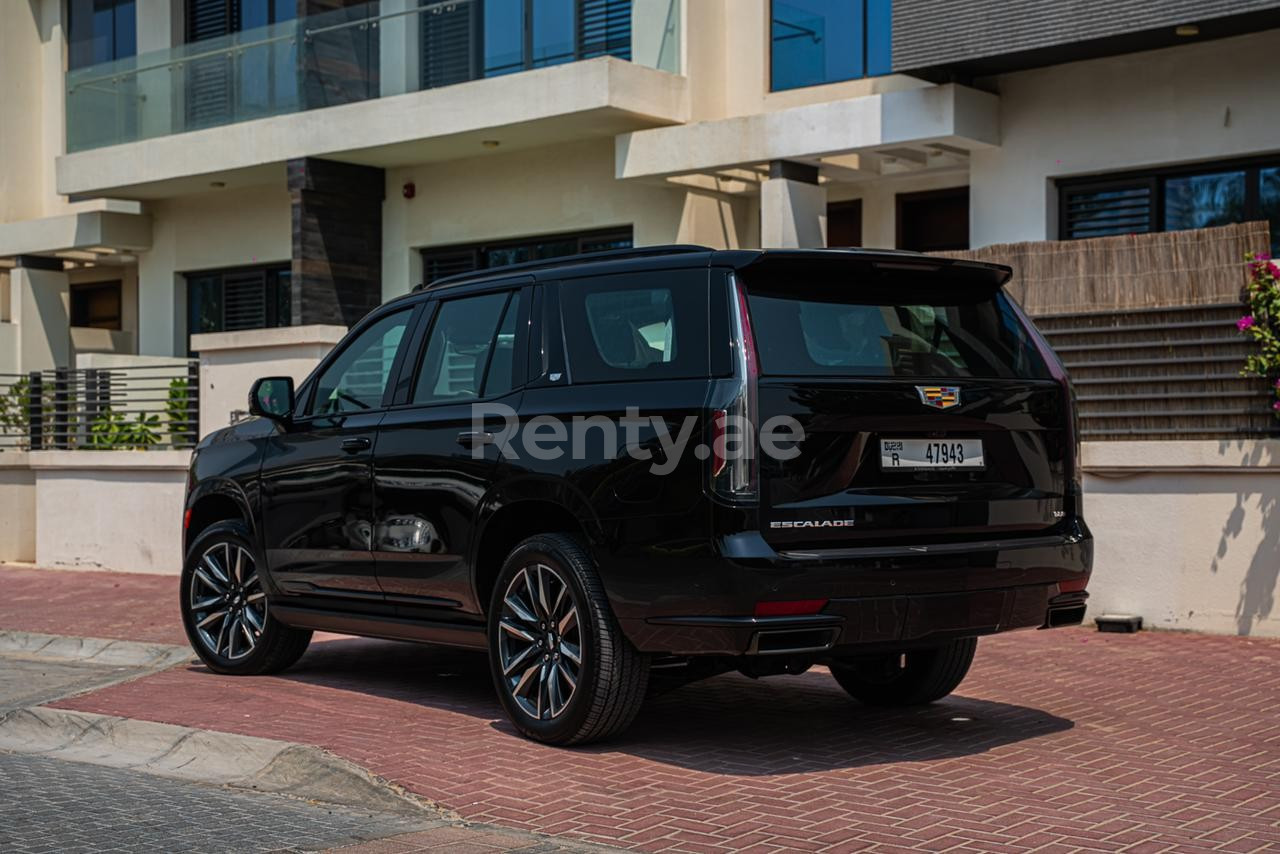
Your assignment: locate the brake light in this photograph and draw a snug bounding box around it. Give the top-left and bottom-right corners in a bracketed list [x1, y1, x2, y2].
[755, 599, 828, 617]
[1009, 297, 1082, 519]
[709, 276, 759, 503]
[183, 508, 192, 531]
[1058, 578, 1088, 594]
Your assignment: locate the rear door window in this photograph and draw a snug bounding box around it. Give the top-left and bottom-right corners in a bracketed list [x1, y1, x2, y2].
[746, 280, 1048, 380]
[412, 291, 518, 404]
[559, 270, 708, 383]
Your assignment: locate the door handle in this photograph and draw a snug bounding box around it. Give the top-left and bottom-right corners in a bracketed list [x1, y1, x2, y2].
[456, 431, 494, 448]
[340, 437, 371, 453]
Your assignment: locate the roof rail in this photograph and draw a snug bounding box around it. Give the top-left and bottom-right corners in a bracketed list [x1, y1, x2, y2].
[414, 244, 713, 291]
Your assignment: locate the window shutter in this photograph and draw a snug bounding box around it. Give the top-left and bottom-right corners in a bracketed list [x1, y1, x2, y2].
[422, 248, 481, 284]
[577, 0, 631, 60]
[185, 0, 239, 129]
[421, 2, 478, 90]
[1060, 180, 1156, 240]
[222, 270, 268, 331]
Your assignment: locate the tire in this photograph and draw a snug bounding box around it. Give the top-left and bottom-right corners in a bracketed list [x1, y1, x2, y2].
[830, 637, 977, 707]
[487, 533, 649, 746]
[180, 520, 312, 676]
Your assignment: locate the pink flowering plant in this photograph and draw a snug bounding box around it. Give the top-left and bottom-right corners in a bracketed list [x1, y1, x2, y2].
[1239, 252, 1280, 417]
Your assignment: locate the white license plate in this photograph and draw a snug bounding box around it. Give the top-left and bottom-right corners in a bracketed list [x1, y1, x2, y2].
[881, 438, 985, 470]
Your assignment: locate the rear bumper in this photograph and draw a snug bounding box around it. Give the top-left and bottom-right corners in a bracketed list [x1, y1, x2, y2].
[615, 526, 1092, 656]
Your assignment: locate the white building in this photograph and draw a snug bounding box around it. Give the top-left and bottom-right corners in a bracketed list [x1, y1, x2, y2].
[1, 0, 1278, 373]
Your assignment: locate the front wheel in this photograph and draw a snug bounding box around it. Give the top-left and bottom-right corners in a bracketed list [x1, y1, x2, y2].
[830, 637, 977, 706]
[487, 533, 648, 745]
[180, 520, 312, 675]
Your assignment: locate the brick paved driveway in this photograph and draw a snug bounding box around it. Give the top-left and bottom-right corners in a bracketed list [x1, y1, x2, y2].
[5, 566, 1279, 852]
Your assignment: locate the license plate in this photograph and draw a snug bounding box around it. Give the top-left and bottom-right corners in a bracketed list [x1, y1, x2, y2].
[881, 438, 984, 470]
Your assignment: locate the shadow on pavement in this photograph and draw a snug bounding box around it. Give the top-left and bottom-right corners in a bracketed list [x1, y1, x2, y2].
[221, 634, 1073, 775]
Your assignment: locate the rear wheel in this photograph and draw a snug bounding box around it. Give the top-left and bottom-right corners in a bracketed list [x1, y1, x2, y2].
[487, 533, 648, 745]
[180, 521, 312, 675]
[829, 637, 977, 706]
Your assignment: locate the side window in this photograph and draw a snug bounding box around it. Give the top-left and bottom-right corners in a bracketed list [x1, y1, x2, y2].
[308, 309, 412, 416]
[412, 291, 515, 405]
[559, 271, 708, 383]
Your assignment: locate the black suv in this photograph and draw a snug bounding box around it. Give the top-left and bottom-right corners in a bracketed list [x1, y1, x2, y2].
[181, 246, 1092, 745]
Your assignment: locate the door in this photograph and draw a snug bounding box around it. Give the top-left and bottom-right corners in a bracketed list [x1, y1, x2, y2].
[373, 287, 528, 612]
[735, 264, 1069, 555]
[260, 306, 416, 598]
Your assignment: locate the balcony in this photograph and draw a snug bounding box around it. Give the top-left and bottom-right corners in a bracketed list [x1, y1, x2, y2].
[60, 0, 685, 197]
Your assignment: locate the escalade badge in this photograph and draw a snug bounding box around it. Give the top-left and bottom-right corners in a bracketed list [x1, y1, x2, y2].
[770, 520, 856, 529]
[916, 386, 961, 409]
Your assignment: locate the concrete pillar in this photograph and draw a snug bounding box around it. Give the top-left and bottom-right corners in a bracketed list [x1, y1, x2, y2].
[760, 160, 827, 248]
[10, 258, 71, 371]
[137, 242, 182, 358]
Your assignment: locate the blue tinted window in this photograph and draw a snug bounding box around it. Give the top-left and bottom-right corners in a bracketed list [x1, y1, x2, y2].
[532, 0, 576, 67]
[484, 0, 526, 76]
[1164, 171, 1247, 232]
[773, 0, 881, 91]
[1260, 168, 1280, 255]
[68, 0, 136, 69]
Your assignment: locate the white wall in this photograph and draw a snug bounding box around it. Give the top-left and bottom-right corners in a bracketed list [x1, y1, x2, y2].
[971, 31, 1280, 247]
[31, 450, 189, 574]
[0, 453, 35, 563]
[382, 138, 752, 299]
[137, 184, 292, 357]
[1083, 441, 1280, 638]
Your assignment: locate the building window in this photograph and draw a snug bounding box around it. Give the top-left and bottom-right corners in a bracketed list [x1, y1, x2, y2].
[186, 266, 292, 336]
[421, 0, 631, 89]
[770, 0, 891, 92]
[827, 199, 863, 247]
[70, 281, 123, 330]
[1059, 157, 1280, 253]
[896, 187, 970, 252]
[67, 0, 137, 69]
[420, 227, 634, 285]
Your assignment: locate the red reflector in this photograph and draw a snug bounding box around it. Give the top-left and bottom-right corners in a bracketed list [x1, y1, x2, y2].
[183, 508, 192, 531]
[754, 599, 828, 617]
[1058, 577, 1088, 593]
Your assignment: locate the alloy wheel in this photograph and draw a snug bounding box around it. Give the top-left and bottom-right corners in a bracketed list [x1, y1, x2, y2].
[497, 563, 582, 720]
[189, 542, 267, 661]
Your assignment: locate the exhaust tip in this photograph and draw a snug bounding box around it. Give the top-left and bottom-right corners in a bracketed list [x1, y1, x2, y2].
[748, 627, 838, 655]
[1045, 604, 1087, 628]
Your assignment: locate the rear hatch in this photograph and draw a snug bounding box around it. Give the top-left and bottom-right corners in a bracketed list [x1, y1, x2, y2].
[740, 257, 1071, 552]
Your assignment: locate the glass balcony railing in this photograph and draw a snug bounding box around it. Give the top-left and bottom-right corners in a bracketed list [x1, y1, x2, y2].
[65, 0, 681, 153]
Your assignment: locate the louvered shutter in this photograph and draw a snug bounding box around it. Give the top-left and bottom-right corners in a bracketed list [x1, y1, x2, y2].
[421, 2, 479, 90]
[577, 0, 631, 60]
[1060, 179, 1156, 240]
[185, 0, 238, 129]
[422, 248, 481, 284]
[222, 270, 268, 331]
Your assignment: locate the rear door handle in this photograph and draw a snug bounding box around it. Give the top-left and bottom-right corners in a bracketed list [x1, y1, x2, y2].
[456, 431, 494, 448]
[340, 437, 371, 453]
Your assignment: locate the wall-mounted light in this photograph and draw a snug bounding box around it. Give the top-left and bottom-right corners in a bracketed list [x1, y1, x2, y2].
[482, 139, 501, 148]
[1175, 24, 1200, 37]
[210, 180, 227, 188]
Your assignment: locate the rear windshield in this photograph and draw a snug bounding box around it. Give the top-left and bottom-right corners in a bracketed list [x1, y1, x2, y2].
[745, 280, 1049, 380]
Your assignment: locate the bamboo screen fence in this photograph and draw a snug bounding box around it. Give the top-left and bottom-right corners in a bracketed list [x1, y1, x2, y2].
[939, 221, 1276, 440]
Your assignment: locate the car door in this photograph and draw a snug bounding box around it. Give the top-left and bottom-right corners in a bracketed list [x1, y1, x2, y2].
[259, 305, 419, 599]
[372, 285, 530, 612]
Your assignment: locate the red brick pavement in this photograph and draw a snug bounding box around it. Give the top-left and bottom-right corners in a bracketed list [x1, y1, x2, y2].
[6, 565, 1279, 852]
[0, 565, 185, 645]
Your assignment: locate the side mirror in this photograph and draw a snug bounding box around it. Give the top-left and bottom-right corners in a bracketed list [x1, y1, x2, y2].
[248, 376, 295, 422]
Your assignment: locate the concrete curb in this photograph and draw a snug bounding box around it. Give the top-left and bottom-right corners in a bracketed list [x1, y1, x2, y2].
[0, 630, 193, 670]
[0, 706, 455, 819]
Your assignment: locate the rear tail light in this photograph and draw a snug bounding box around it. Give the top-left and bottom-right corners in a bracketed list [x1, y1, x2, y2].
[709, 276, 759, 503]
[1010, 298, 1082, 519]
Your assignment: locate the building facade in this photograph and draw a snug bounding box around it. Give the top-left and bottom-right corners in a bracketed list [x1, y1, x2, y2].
[1, 0, 1279, 374]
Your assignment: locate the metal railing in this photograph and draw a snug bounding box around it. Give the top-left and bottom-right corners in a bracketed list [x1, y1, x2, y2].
[65, 0, 680, 152]
[0, 363, 200, 451]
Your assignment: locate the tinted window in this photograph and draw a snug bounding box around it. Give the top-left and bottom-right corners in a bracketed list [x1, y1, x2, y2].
[746, 282, 1048, 380]
[413, 292, 513, 404]
[309, 310, 412, 416]
[560, 271, 708, 383]
[770, 0, 891, 91]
